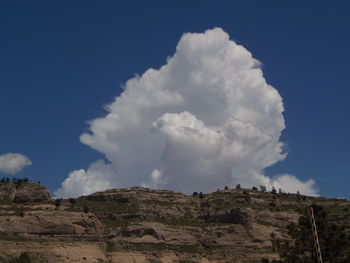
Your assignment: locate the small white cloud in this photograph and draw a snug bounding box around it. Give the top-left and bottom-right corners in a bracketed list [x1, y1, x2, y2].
[0, 153, 32, 174]
[57, 27, 318, 197]
[55, 160, 113, 198]
[268, 174, 318, 196]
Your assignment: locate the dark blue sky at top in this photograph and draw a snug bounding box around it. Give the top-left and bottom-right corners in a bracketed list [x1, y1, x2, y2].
[1, 1, 349, 198]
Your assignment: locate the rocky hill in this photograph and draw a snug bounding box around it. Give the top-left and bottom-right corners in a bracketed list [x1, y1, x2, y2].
[0, 181, 349, 263]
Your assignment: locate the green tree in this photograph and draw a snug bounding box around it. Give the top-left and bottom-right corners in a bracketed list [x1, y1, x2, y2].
[54, 198, 62, 208]
[10, 252, 31, 263]
[271, 204, 350, 263]
[83, 206, 89, 213]
[68, 198, 76, 205]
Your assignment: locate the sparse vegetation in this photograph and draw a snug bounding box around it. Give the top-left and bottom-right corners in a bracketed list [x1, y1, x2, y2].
[1, 182, 350, 263]
[178, 260, 198, 263]
[110, 242, 202, 254]
[199, 191, 204, 199]
[5, 252, 47, 263]
[83, 206, 89, 213]
[0, 232, 33, 242]
[271, 204, 350, 263]
[10, 252, 32, 263]
[0, 177, 29, 185]
[271, 187, 277, 194]
[68, 198, 76, 205]
[54, 198, 62, 208]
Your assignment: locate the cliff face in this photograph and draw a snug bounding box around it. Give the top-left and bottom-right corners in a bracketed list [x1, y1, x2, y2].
[0, 181, 51, 204]
[0, 183, 349, 263]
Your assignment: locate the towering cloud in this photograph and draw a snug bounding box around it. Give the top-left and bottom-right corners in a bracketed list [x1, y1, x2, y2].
[56, 28, 317, 197]
[0, 153, 32, 174]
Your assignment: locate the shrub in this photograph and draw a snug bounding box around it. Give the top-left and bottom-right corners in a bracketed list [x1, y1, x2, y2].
[19, 209, 25, 217]
[54, 198, 62, 208]
[271, 187, 277, 194]
[68, 198, 76, 205]
[10, 252, 32, 263]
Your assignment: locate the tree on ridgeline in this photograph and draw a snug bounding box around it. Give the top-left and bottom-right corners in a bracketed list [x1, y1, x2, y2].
[198, 192, 204, 199]
[271, 187, 277, 194]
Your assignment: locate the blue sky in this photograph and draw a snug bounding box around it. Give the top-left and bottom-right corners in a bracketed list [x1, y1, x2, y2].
[1, 1, 350, 198]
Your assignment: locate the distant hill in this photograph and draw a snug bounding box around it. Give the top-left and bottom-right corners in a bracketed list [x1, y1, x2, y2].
[0, 181, 349, 263]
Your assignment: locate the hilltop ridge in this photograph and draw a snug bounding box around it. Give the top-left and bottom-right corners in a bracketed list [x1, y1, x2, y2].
[0, 181, 349, 263]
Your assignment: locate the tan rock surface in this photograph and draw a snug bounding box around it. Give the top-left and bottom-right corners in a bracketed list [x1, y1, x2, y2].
[0, 241, 107, 263]
[0, 181, 51, 204]
[0, 210, 102, 236]
[0, 184, 349, 262]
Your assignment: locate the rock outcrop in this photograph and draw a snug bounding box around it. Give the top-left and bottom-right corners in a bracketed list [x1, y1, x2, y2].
[0, 181, 51, 204]
[0, 183, 349, 263]
[0, 210, 102, 236]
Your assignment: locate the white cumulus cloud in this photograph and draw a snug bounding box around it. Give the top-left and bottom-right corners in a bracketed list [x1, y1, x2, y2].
[54, 160, 113, 198]
[0, 153, 32, 174]
[56, 28, 318, 197]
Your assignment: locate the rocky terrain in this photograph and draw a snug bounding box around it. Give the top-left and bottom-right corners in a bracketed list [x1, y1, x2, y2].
[0, 181, 349, 263]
